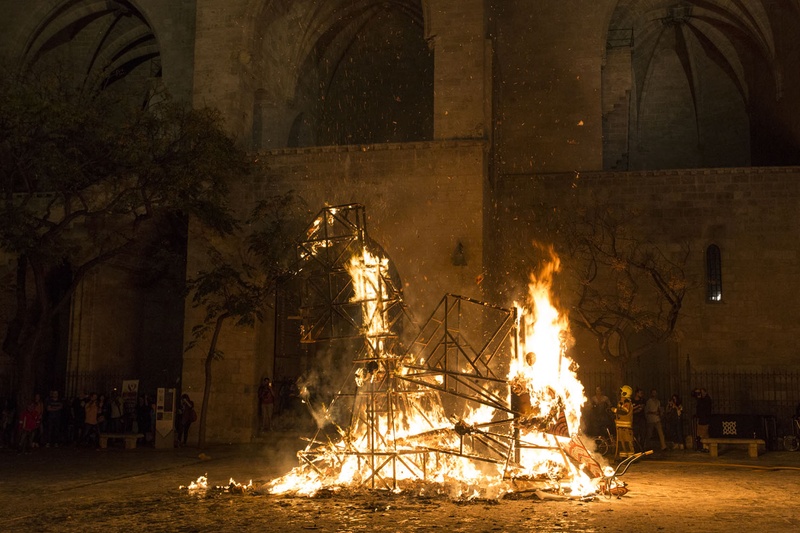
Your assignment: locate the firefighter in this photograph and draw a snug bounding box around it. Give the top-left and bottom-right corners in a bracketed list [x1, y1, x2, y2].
[613, 385, 636, 458]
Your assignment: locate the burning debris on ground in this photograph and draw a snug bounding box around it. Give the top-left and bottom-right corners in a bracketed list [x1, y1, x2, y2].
[180, 475, 255, 497]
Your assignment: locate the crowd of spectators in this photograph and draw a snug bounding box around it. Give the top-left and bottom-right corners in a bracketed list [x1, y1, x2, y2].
[583, 385, 689, 451]
[0, 390, 157, 453]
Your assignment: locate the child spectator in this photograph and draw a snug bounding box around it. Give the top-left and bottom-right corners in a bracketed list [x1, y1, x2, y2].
[18, 402, 41, 453]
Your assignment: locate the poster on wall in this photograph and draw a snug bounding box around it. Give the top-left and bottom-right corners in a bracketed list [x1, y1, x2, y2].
[155, 388, 176, 448]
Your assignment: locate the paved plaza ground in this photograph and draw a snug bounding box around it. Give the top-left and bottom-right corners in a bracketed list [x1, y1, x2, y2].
[1, 433, 799, 532]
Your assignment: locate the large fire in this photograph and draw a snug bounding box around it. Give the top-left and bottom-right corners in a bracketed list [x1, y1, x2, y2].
[266, 244, 609, 500]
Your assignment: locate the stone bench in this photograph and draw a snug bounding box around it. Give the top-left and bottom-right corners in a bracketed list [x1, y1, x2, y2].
[99, 433, 144, 449]
[701, 437, 765, 458]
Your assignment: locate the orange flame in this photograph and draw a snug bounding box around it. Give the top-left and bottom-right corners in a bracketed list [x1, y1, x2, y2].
[266, 245, 599, 499]
[507, 246, 594, 495]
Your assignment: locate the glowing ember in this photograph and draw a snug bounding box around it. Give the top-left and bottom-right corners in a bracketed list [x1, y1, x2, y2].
[265, 244, 605, 500]
[179, 475, 254, 495]
[179, 474, 208, 493]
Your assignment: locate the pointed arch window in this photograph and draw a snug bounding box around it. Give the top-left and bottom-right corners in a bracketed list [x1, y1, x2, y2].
[706, 245, 722, 302]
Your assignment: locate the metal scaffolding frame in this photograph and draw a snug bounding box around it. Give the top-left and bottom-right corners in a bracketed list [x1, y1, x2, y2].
[289, 203, 597, 492]
[401, 293, 518, 414]
[295, 203, 407, 348]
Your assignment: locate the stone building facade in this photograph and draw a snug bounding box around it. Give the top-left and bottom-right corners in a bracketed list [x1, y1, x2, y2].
[2, 0, 800, 442]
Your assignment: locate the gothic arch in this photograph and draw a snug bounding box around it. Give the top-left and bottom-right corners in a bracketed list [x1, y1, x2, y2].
[249, 0, 433, 149]
[21, 0, 162, 105]
[602, 0, 800, 170]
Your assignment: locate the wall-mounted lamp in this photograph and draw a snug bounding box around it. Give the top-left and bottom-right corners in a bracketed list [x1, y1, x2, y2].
[451, 240, 467, 266]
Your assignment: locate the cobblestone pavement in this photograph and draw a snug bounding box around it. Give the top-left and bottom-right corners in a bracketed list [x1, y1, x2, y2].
[2, 434, 799, 532]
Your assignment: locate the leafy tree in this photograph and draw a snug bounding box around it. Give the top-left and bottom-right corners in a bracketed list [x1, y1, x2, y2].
[546, 198, 689, 376]
[185, 193, 308, 447]
[0, 67, 246, 406]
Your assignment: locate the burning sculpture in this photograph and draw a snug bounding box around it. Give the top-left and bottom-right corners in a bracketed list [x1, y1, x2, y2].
[268, 204, 636, 500]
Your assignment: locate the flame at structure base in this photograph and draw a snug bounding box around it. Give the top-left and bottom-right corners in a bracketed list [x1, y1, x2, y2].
[268, 206, 611, 500]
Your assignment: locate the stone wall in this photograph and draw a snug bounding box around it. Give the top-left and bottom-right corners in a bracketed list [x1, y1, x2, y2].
[139, 0, 198, 102]
[493, 167, 800, 372]
[192, 0, 253, 135]
[68, 260, 185, 396]
[492, 0, 609, 174]
[181, 140, 488, 442]
[427, 0, 490, 140]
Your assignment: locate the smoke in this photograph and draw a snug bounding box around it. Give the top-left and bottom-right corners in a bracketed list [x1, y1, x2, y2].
[255, 435, 316, 491]
[296, 369, 332, 429]
[295, 340, 360, 431]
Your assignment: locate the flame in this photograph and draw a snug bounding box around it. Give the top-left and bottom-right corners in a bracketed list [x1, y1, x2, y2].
[267, 244, 600, 500]
[179, 474, 208, 494]
[506, 246, 594, 495]
[510, 249, 583, 436]
[347, 248, 390, 354]
[179, 475, 254, 496]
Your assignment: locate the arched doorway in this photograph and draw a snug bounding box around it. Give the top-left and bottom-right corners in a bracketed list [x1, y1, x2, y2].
[250, 0, 433, 149]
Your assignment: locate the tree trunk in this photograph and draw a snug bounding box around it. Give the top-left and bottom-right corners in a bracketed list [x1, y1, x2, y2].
[15, 258, 51, 410]
[197, 313, 228, 448]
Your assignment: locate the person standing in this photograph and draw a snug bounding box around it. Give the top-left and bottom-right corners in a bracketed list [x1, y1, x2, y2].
[613, 385, 635, 458]
[590, 386, 613, 436]
[96, 394, 108, 433]
[109, 393, 124, 433]
[632, 388, 646, 450]
[83, 393, 100, 448]
[258, 377, 275, 433]
[18, 402, 41, 453]
[665, 394, 684, 449]
[44, 391, 64, 447]
[0, 398, 15, 449]
[32, 393, 44, 448]
[136, 395, 151, 444]
[645, 389, 667, 451]
[694, 388, 713, 451]
[178, 394, 196, 446]
[69, 393, 87, 445]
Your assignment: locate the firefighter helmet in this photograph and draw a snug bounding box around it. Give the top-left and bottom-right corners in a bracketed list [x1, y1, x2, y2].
[620, 385, 633, 399]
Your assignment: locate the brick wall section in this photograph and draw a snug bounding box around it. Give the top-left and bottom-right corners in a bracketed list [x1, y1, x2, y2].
[68, 263, 184, 394]
[192, 0, 252, 136]
[182, 217, 266, 444]
[427, 0, 488, 140]
[494, 167, 800, 372]
[139, 0, 197, 102]
[493, 0, 607, 173]
[602, 48, 632, 169]
[602, 48, 632, 114]
[182, 140, 487, 443]
[248, 141, 488, 318]
[632, 48, 750, 170]
[0, 0, 55, 57]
